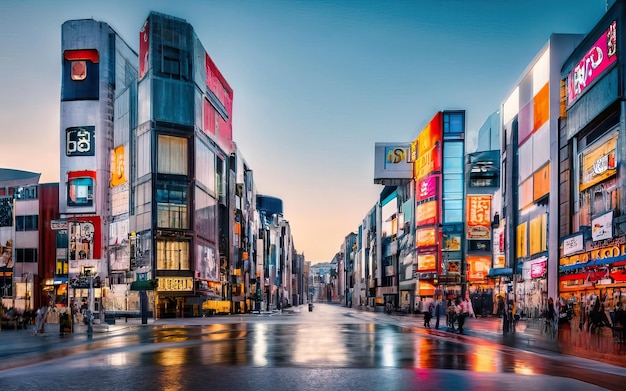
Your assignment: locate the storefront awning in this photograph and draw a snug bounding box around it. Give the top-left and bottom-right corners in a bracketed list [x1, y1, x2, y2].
[559, 273, 587, 281]
[561, 254, 626, 272]
[488, 267, 512, 277]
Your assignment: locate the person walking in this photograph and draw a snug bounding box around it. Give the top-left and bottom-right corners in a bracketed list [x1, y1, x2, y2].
[434, 297, 442, 329]
[497, 295, 508, 333]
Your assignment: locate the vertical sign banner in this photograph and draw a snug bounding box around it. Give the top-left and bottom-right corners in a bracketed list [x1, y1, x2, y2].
[139, 19, 149, 80]
[466, 195, 491, 239]
[110, 145, 127, 187]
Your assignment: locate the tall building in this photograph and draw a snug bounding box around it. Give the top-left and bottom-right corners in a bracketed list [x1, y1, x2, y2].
[559, 1, 626, 310]
[500, 34, 584, 316]
[59, 18, 138, 317]
[134, 12, 234, 318]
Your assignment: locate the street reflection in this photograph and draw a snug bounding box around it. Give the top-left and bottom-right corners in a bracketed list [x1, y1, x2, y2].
[470, 345, 497, 373]
[252, 323, 268, 366]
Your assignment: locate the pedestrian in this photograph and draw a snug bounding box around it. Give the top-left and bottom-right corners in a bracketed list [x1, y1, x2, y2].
[33, 308, 44, 335]
[424, 302, 433, 328]
[456, 298, 467, 334]
[434, 297, 441, 329]
[497, 295, 508, 333]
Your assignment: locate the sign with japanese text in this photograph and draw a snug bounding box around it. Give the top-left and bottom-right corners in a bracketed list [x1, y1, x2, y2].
[66, 126, 95, 156]
[415, 175, 437, 202]
[466, 195, 491, 240]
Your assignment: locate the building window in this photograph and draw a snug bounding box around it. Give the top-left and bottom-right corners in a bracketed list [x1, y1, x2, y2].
[156, 240, 190, 270]
[62, 49, 100, 101]
[443, 111, 465, 134]
[67, 176, 94, 207]
[156, 182, 188, 229]
[157, 134, 188, 175]
[16, 215, 38, 231]
[15, 248, 38, 263]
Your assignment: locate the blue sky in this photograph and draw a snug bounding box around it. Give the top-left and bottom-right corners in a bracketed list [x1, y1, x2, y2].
[0, 0, 607, 262]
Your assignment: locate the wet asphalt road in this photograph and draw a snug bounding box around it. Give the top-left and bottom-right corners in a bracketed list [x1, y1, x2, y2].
[0, 303, 624, 390]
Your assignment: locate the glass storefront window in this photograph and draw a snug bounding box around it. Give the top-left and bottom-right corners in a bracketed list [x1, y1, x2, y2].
[156, 182, 188, 229]
[156, 240, 190, 271]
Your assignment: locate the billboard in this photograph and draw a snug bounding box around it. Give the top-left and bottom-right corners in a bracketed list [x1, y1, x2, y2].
[373, 143, 413, 184]
[110, 145, 127, 187]
[567, 21, 617, 107]
[466, 195, 491, 240]
[416, 175, 437, 202]
[416, 200, 437, 226]
[205, 52, 234, 153]
[412, 112, 442, 181]
[467, 255, 491, 281]
[579, 132, 617, 191]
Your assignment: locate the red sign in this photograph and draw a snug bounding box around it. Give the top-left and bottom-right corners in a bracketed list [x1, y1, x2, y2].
[139, 19, 149, 80]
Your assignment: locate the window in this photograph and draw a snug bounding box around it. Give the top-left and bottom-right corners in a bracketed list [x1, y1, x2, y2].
[67, 176, 94, 207]
[196, 140, 216, 193]
[443, 112, 465, 134]
[156, 240, 190, 270]
[195, 188, 217, 242]
[15, 248, 37, 263]
[158, 134, 188, 175]
[156, 182, 188, 229]
[61, 49, 99, 101]
[162, 46, 180, 76]
[16, 215, 38, 231]
[443, 199, 463, 223]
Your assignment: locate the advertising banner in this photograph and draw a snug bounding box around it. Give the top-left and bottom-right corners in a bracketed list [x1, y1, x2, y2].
[466, 195, 491, 240]
[417, 253, 436, 272]
[567, 21, 617, 107]
[412, 112, 442, 181]
[110, 145, 127, 187]
[579, 133, 617, 191]
[530, 257, 547, 278]
[592, 211, 613, 241]
[139, 19, 149, 80]
[416, 200, 437, 226]
[466, 255, 491, 281]
[416, 175, 437, 202]
[416, 227, 436, 248]
[374, 143, 413, 183]
[562, 233, 584, 256]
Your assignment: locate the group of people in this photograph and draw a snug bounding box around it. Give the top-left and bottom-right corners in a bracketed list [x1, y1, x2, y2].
[423, 296, 475, 333]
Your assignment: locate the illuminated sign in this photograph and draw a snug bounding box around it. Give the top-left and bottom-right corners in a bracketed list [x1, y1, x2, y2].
[579, 133, 617, 191]
[110, 145, 127, 187]
[416, 200, 437, 226]
[417, 254, 436, 271]
[416, 227, 436, 248]
[466, 195, 491, 240]
[158, 277, 194, 292]
[467, 255, 491, 281]
[416, 175, 437, 201]
[412, 112, 442, 181]
[567, 21, 617, 106]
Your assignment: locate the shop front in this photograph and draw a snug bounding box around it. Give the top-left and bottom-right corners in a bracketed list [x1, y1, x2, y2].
[559, 235, 626, 321]
[517, 256, 548, 319]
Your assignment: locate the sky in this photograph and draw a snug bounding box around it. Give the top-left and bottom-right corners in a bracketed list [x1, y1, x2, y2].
[0, 0, 608, 263]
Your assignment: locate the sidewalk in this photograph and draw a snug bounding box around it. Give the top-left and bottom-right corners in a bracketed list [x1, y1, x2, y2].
[404, 312, 626, 368]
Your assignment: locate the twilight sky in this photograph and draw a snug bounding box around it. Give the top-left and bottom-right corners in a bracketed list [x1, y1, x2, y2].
[0, 0, 607, 263]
